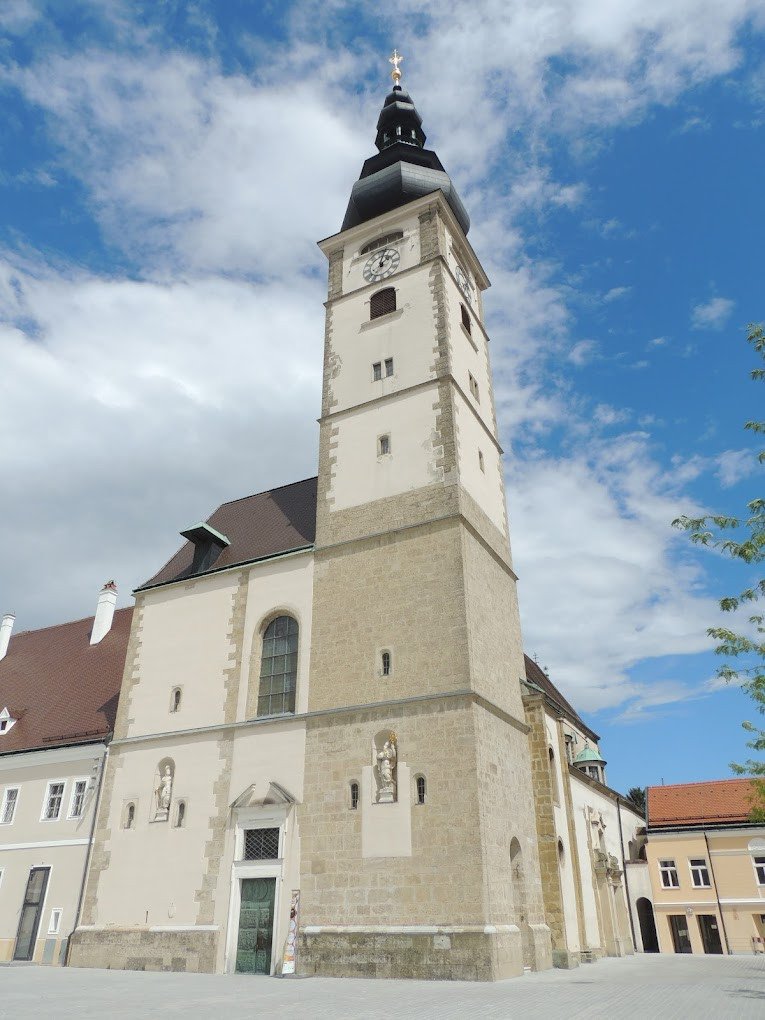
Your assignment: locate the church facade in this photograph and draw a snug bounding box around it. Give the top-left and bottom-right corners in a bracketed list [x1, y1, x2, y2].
[67, 65, 644, 980]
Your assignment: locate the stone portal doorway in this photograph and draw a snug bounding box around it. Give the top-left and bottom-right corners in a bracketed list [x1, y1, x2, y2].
[235, 877, 276, 974]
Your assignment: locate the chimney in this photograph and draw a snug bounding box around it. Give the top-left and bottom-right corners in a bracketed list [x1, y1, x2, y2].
[0, 614, 15, 660]
[90, 581, 117, 645]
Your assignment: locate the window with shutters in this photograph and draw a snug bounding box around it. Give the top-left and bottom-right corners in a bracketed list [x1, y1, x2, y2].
[243, 827, 280, 860]
[257, 616, 298, 717]
[370, 287, 396, 320]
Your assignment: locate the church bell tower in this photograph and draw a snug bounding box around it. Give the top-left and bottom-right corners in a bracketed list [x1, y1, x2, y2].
[298, 53, 552, 980]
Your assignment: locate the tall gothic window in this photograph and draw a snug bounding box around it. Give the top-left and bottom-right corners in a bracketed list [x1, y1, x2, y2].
[370, 288, 396, 320]
[257, 616, 299, 717]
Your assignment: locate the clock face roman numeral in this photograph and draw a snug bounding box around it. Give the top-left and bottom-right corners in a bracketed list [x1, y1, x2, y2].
[363, 248, 400, 283]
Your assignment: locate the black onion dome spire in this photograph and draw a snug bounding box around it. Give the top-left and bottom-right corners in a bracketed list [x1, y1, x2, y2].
[341, 53, 470, 235]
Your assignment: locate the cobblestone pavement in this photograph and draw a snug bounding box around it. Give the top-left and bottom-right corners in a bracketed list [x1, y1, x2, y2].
[1, 954, 764, 1019]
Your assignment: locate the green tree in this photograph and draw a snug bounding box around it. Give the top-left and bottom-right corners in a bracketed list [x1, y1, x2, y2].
[673, 323, 765, 820]
[626, 786, 646, 818]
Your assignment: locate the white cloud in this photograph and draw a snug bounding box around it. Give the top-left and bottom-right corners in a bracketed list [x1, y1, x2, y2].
[568, 339, 599, 366]
[691, 295, 735, 330]
[648, 336, 668, 347]
[603, 285, 631, 303]
[593, 403, 629, 426]
[715, 448, 756, 488]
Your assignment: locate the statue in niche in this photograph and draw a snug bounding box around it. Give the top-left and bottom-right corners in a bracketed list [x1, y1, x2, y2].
[375, 732, 398, 804]
[154, 764, 173, 821]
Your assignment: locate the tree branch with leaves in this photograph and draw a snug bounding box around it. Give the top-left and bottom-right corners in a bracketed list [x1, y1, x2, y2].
[673, 323, 765, 820]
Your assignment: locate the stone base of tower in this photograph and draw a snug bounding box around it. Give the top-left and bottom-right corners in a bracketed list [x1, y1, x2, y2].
[298, 924, 549, 981]
[67, 927, 218, 973]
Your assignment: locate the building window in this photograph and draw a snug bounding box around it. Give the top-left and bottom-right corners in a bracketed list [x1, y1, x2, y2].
[689, 858, 711, 888]
[257, 615, 299, 717]
[416, 775, 426, 805]
[373, 362, 382, 381]
[360, 231, 403, 256]
[1, 787, 18, 825]
[48, 909, 62, 935]
[378, 434, 391, 456]
[469, 373, 480, 401]
[124, 802, 136, 829]
[754, 856, 765, 885]
[350, 782, 360, 810]
[42, 782, 65, 821]
[384, 357, 394, 377]
[370, 287, 396, 320]
[659, 859, 680, 889]
[69, 779, 88, 819]
[170, 687, 182, 713]
[381, 651, 391, 676]
[461, 303, 471, 333]
[558, 838, 565, 865]
[549, 747, 560, 805]
[175, 800, 186, 828]
[243, 827, 280, 861]
[478, 449, 485, 472]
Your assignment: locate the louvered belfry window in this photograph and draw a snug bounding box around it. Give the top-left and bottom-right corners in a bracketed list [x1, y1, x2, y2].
[244, 827, 280, 860]
[257, 616, 298, 717]
[370, 287, 396, 320]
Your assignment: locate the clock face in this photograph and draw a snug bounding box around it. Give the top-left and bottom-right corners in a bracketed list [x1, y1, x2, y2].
[363, 248, 400, 283]
[455, 264, 474, 301]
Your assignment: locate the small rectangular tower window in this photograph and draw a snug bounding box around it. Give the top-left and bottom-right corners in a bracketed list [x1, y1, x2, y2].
[385, 357, 394, 377]
[372, 362, 382, 381]
[378, 434, 391, 456]
[478, 449, 485, 472]
[461, 304, 471, 333]
[469, 373, 480, 402]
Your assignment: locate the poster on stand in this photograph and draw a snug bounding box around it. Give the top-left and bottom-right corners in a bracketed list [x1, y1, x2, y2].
[282, 889, 300, 975]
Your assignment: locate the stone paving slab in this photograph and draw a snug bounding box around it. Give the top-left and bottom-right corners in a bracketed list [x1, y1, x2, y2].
[1, 954, 764, 1019]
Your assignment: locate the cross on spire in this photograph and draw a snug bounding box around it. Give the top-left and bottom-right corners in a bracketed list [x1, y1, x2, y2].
[389, 48, 403, 85]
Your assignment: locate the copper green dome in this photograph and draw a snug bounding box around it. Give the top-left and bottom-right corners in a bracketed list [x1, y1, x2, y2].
[574, 745, 606, 765]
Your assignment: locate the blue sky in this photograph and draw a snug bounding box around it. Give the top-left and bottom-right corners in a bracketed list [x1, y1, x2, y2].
[1, 1, 764, 795]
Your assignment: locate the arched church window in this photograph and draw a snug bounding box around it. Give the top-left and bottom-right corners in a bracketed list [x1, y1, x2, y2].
[350, 782, 359, 810]
[257, 616, 298, 717]
[549, 746, 560, 805]
[124, 802, 135, 829]
[416, 775, 426, 805]
[175, 800, 186, 828]
[170, 687, 182, 713]
[370, 288, 396, 320]
[381, 651, 391, 676]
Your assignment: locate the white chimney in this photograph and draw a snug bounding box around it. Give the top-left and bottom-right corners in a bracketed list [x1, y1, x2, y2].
[90, 581, 117, 645]
[0, 614, 15, 660]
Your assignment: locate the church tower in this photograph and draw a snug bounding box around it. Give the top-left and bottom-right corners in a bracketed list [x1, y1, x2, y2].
[298, 55, 552, 980]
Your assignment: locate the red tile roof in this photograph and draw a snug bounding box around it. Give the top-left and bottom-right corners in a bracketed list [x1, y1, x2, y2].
[523, 655, 598, 741]
[0, 608, 132, 755]
[648, 778, 758, 828]
[140, 476, 317, 590]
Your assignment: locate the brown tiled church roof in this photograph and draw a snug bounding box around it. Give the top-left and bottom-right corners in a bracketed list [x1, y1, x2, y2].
[523, 654, 598, 741]
[648, 778, 758, 828]
[0, 608, 132, 755]
[140, 476, 318, 591]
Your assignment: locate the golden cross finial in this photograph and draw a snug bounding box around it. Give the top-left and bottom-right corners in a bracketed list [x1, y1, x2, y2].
[389, 48, 403, 85]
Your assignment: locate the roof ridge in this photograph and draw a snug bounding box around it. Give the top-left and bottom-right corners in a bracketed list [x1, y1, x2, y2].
[12, 605, 132, 638]
[212, 475, 318, 511]
[649, 777, 754, 791]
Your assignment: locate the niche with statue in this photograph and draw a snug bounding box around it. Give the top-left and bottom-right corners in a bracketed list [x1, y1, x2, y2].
[153, 757, 175, 822]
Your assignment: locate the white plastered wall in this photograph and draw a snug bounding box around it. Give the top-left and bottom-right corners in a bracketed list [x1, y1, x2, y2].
[328, 264, 438, 414]
[0, 744, 106, 961]
[329, 385, 444, 511]
[545, 718, 581, 954]
[453, 392, 507, 535]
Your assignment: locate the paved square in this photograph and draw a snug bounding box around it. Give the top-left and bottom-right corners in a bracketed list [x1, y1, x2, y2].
[1, 954, 764, 1019]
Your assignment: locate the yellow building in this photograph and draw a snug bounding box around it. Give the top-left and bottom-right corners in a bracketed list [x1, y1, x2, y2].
[646, 779, 765, 955]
